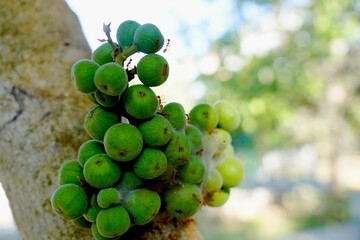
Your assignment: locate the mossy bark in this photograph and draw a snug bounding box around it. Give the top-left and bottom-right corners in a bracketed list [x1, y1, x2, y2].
[0, 0, 203, 239]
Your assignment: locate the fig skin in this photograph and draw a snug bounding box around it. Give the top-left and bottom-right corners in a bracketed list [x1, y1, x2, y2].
[50, 183, 88, 220]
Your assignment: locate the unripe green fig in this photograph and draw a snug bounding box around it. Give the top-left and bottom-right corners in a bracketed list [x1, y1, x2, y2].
[224, 144, 235, 156]
[177, 155, 205, 184]
[58, 160, 84, 186]
[50, 183, 88, 220]
[133, 148, 167, 179]
[137, 53, 169, 87]
[123, 188, 161, 225]
[206, 187, 230, 207]
[91, 223, 118, 240]
[78, 139, 106, 167]
[161, 102, 187, 130]
[84, 193, 102, 223]
[72, 216, 91, 229]
[94, 90, 120, 108]
[133, 23, 164, 54]
[164, 130, 191, 167]
[203, 128, 232, 158]
[97, 187, 122, 209]
[215, 156, 244, 188]
[137, 114, 173, 147]
[189, 103, 219, 132]
[87, 92, 98, 105]
[213, 100, 240, 132]
[83, 154, 122, 189]
[84, 105, 120, 141]
[115, 171, 143, 190]
[92, 42, 114, 65]
[103, 123, 143, 162]
[204, 168, 223, 193]
[96, 205, 131, 238]
[164, 183, 202, 219]
[71, 59, 99, 93]
[94, 62, 128, 96]
[85, 204, 102, 223]
[185, 124, 203, 155]
[116, 20, 141, 50]
[123, 84, 158, 120]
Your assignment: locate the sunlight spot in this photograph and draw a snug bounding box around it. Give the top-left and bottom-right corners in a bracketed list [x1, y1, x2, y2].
[189, 81, 207, 101]
[224, 55, 245, 72]
[197, 52, 220, 75]
[294, 31, 311, 47]
[279, 10, 304, 32]
[242, 117, 258, 133]
[273, 57, 288, 71]
[221, 187, 274, 221]
[326, 82, 347, 105]
[336, 155, 360, 190]
[330, 38, 349, 57]
[249, 98, 266, 115]
[258, 66, 274, 85]
[215, 67, 232, 82]
[241, 31, 282, 57]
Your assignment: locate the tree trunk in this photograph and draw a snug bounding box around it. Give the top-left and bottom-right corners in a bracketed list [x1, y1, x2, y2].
[0, 0, 203, 239]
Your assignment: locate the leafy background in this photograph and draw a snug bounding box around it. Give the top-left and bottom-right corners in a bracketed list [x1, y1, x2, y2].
[191, 0, 360, 239]
[2, 0, 360, 239]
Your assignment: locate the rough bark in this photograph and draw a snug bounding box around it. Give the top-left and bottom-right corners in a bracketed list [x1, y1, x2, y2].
[0, 0, 203, 239]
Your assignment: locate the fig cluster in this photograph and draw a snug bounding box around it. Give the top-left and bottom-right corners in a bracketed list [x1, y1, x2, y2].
[50, 20, 244, 239]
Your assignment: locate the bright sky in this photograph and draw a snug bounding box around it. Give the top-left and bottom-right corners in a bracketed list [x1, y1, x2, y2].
[65, 0, 234, 53]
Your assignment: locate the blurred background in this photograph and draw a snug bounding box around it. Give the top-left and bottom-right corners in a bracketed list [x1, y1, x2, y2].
[2, 0, 360, 239]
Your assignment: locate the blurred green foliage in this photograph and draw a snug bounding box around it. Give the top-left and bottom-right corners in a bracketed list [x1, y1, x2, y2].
[198, 0, 360, 152]
[193, 0, 359, 238]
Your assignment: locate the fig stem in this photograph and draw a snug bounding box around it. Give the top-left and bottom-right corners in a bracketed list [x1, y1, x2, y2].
[115, 43, 139, 66]
[103, 22, 117, 49]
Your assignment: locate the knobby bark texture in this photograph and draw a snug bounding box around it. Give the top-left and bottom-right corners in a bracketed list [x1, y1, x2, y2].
[0, 0, 203, 239]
